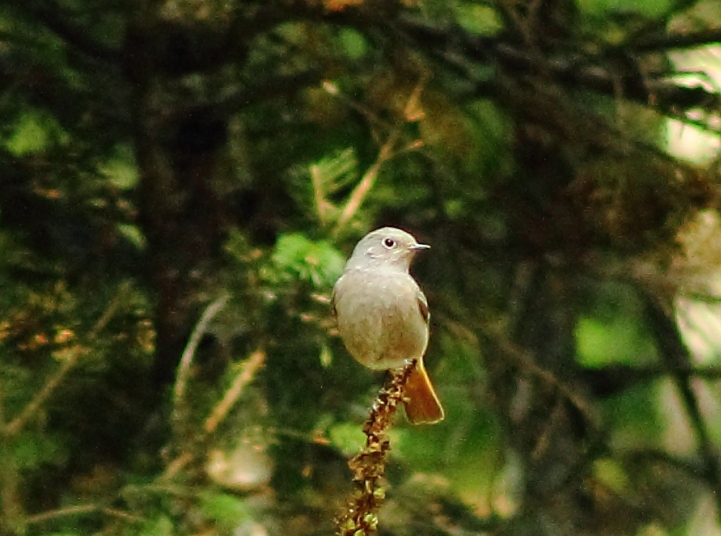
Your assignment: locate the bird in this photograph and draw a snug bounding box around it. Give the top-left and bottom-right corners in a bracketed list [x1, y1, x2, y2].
[332, 227, 444, 424]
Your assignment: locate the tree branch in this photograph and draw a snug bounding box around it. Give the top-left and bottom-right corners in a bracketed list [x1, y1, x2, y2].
[336, 361, 414, 536]
[3, 283, 130, 439]
[629, 28, 721, 53]
[28, 5, 121, 62]
[172, 294, 230, 432]
[391, 16, 720, 112]
[642, 294, 721, 516]
[25, 504, 141, 526]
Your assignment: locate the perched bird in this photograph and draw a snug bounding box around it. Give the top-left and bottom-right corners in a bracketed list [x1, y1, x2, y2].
[332, 227, 444, 424]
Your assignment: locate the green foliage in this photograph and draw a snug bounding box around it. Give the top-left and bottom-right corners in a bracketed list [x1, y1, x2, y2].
[578, 0, 674, 17]
[198, 491, 252, 530]
[117, 224, 147, 250]
[100, 144, 139, 189]
[576, 315, 656, 367]
[268, 233, 345, 287]
[328, 421, 367, 457]
[605, 381, 665, 446]
[456, 3, 505, 35]
[12, 431, 69, 471]
[134, 515, 174, 536]
[5, 109, 68, 155]
[338, 29, 368, 60]
[576, 281, 658, 367]
[1, 0, 721, 536]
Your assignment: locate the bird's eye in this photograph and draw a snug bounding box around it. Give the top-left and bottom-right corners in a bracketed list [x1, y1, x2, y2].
[383, 238, 396, 249]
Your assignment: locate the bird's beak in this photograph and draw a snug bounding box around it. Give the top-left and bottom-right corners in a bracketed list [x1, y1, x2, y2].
[411, 243, 430, 251]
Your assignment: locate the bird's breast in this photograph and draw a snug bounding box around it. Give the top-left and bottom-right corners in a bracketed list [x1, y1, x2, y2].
[333, 269, 428, 370]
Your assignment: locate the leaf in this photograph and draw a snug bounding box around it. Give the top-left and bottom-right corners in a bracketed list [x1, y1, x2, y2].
[575, 281, 657, 368]
[135, 515, 174, 536]
[6, 110, 68, 156]
[338, 29, 368, 59]
[319, 342, 333, 367]
[199, 491, 251, 529]
[328, 422, 366, 456]
[117, 224, 147, 250]
[456, 4, 504, 35]
[100, 144, 139, 189]
[13, 431, 69, 470]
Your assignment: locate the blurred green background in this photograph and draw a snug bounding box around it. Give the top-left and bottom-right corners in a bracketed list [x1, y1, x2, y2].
[2, 0, 721, 534]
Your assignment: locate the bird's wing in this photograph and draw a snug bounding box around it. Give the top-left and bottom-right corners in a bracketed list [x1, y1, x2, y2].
[330, 278, 339, 319]
[417, 289, 430, 324]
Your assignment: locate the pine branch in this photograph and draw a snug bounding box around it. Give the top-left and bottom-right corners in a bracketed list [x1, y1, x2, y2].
[171, 294, 230, 430]
[391, 16, 720, 112]
[336, 361, 415, 536]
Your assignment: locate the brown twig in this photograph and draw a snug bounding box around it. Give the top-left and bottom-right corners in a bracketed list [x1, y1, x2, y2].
[333, 131, 400, 235]
[160, 452, 195, 482]
[162, 348, 266, 481]
[203, 348, 266, 434]
[336, 360, 415, 536]
[4, 355, 79, 439]
[24, 504, 141, 526]
[326, 76, 426, 236]
[311, 162, 331, 227]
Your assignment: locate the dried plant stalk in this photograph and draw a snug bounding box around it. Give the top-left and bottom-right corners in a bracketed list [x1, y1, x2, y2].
[336, 360, 415, 536]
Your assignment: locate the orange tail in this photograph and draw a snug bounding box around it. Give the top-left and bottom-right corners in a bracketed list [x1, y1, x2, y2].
[403, 359, 444, 425]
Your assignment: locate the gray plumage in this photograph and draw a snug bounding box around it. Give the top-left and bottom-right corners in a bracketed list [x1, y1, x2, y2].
[332, 227, 430, 370]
